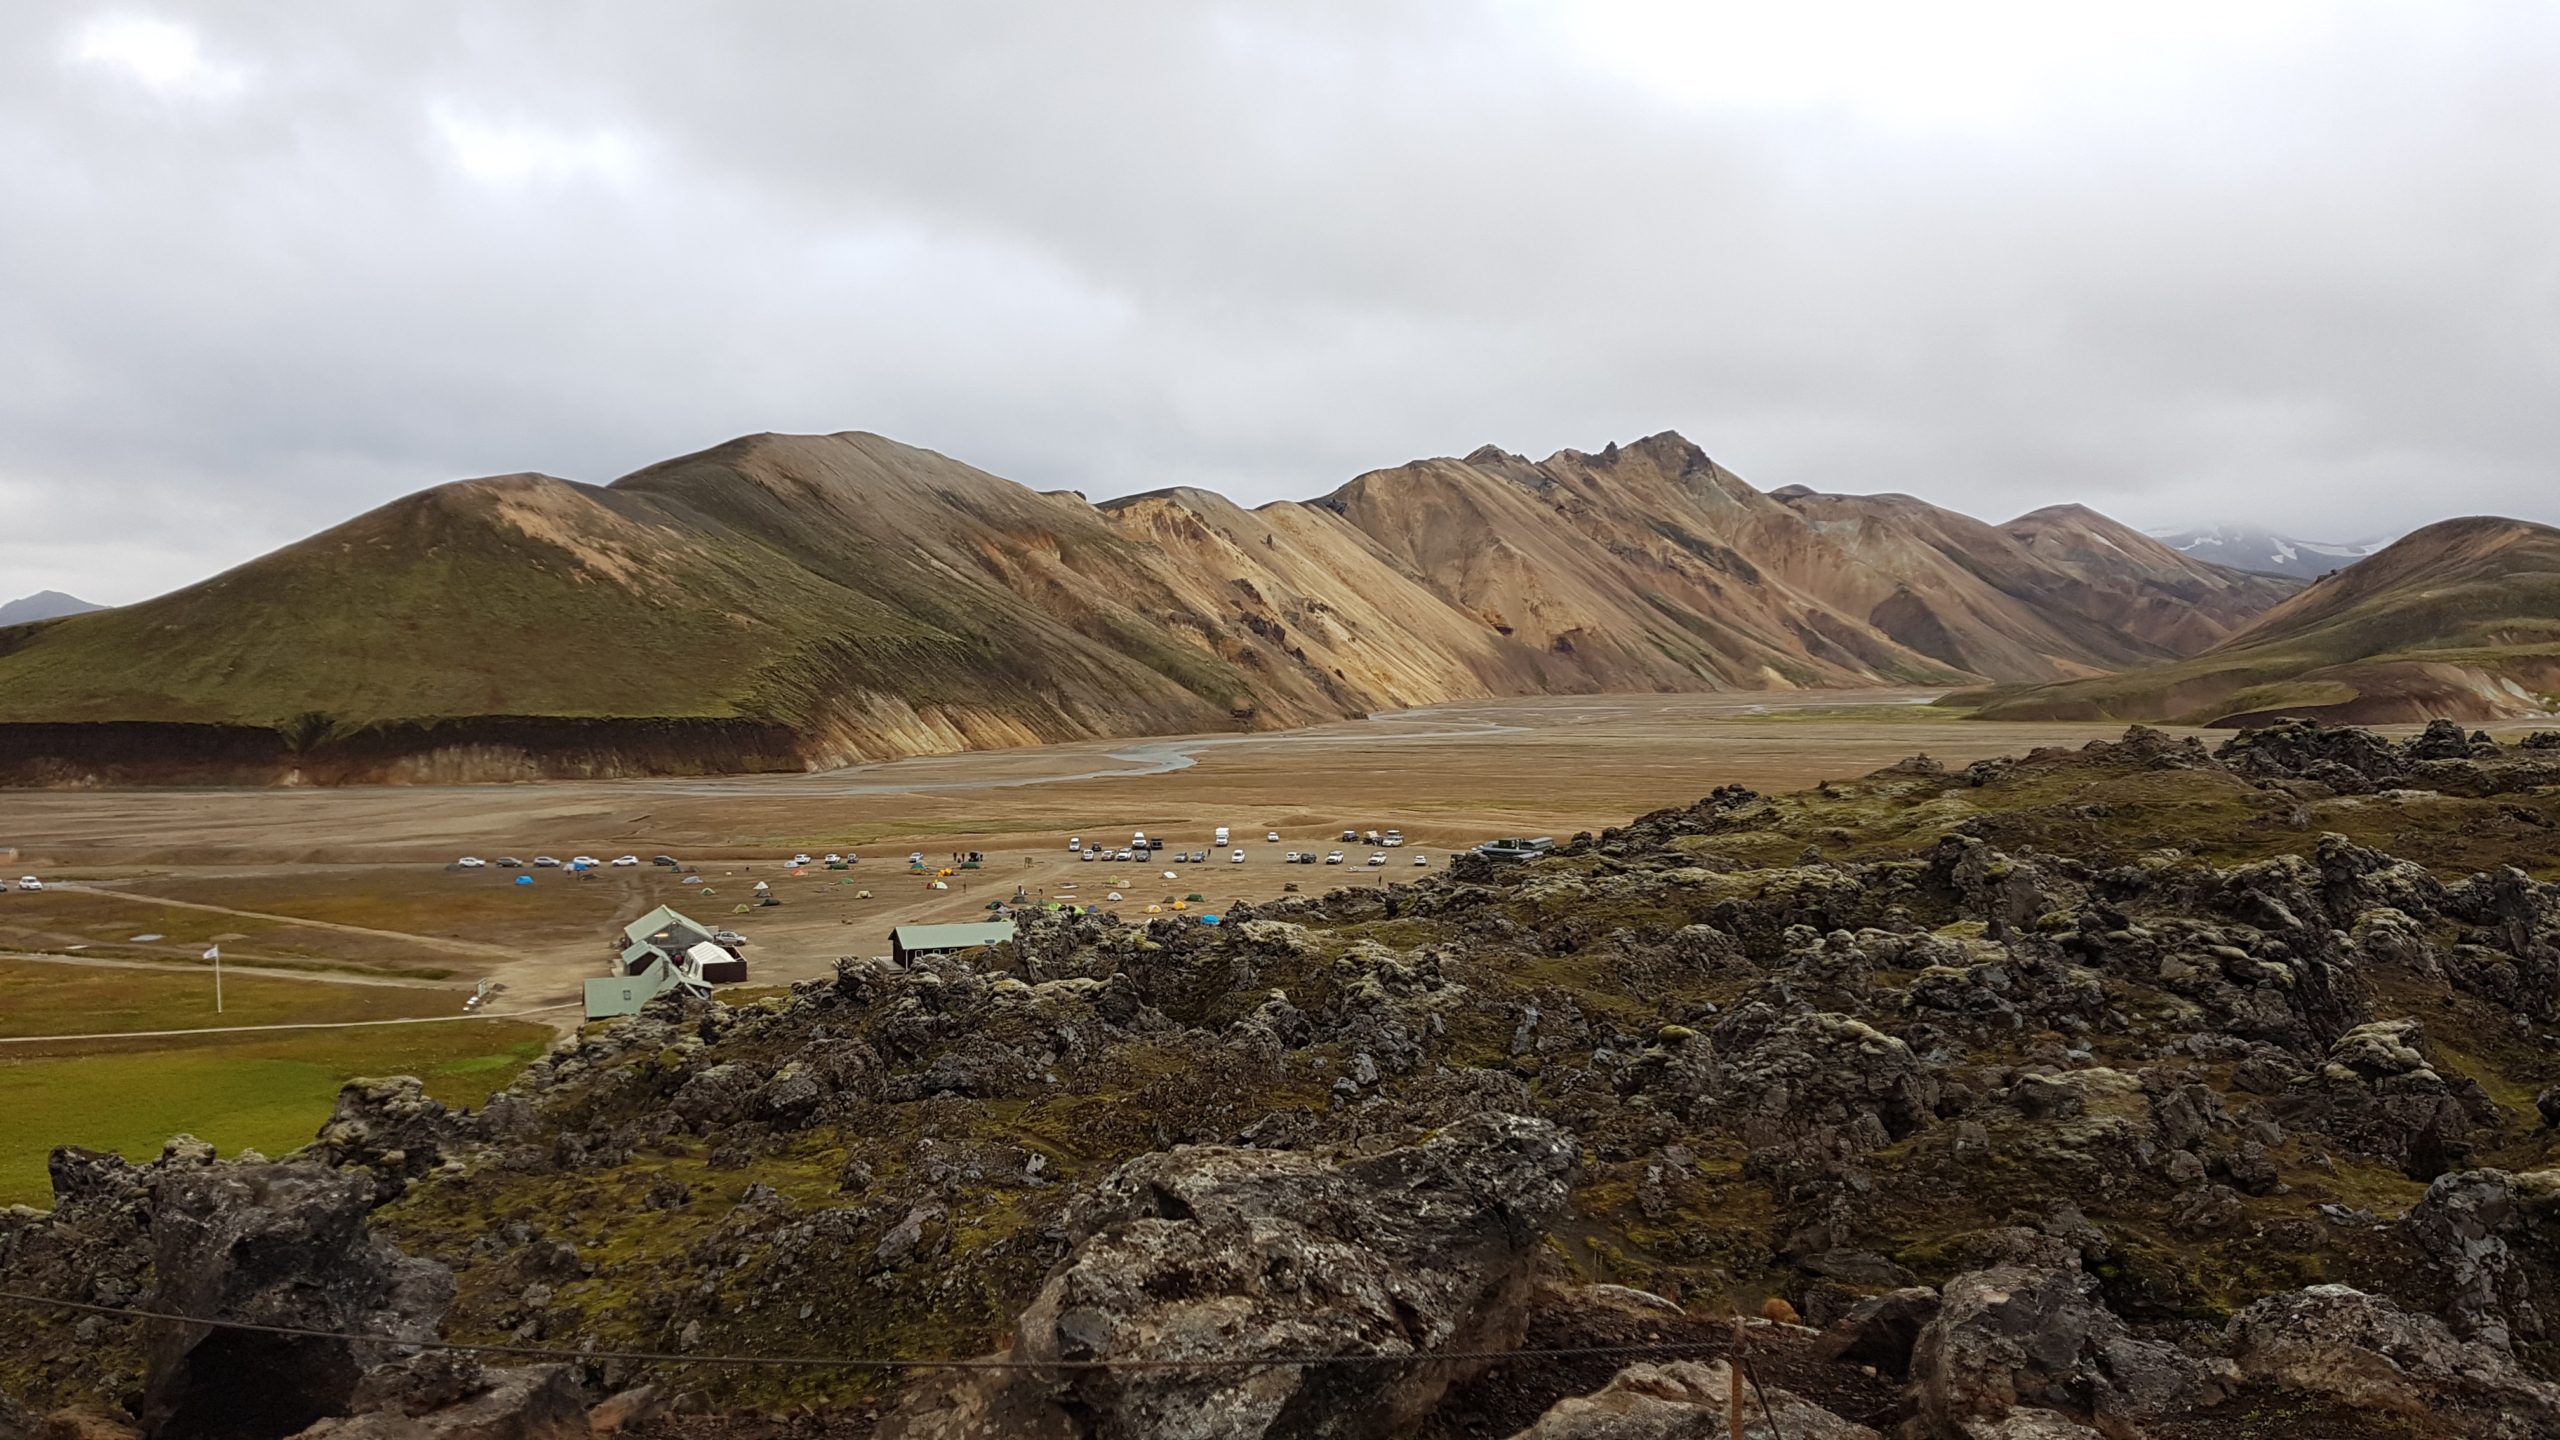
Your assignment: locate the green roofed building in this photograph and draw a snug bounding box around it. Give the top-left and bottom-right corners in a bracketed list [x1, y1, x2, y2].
[584, 958, 698, 1020]
[890, 920, 1017, 966]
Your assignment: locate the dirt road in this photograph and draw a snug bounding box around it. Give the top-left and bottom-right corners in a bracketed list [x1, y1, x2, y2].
[0, 949, 453, 989]
[0, 1002, 581, 1046]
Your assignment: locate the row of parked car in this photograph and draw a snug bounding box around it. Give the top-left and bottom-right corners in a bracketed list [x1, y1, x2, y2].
[1056, 828, 1432, 871]
[454, 854, 683, 870]
[1290, 849, 1427, 867]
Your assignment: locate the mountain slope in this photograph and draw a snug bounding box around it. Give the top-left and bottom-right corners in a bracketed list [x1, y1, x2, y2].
[1768, 490, 2294, 678]
[1973, 516, 2560, 725]
[1304, 436, 1973, 692]
[2149, 524, 2389, 579]
[2001, 504, 2298, 655]
[0, 591, 103, 625]
[0, 429, 2298, 783]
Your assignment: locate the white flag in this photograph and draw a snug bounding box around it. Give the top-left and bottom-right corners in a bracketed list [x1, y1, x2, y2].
[203, 945, 220, 961]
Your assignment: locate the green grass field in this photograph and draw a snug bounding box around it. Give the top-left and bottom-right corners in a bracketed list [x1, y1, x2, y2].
[0, 968, 551, 1204]
[0, 958, 458, 1037]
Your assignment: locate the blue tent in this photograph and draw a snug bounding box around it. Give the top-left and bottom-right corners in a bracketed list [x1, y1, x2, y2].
[1199, 913, 1221, 925]
[514, 875, 534, 886]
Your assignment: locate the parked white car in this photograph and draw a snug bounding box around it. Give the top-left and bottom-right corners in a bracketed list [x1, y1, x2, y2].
[533, 856, 561, 868]
[18, 876, 44, 891]
[1324, 850, 1346, 864]
[1229, 849, 1246, 864]
[456, 857, 486, 869]
[571, 855, 601, 868]
[1266, 831, 1281, 843]
[1068, 836, 1081, 851]
[1413, 853, 1428, 866]
[1367, 853, 1388, 866]
[1080, 849, 1097, 862]
[612, 855, 640, 867]
[789, 853, 812, 867]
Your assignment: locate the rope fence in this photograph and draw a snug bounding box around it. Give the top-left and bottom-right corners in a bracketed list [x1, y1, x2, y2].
[0, 1287, 1745, 1375]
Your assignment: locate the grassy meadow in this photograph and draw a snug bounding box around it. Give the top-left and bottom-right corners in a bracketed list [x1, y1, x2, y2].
[0, 960, 550, 1205]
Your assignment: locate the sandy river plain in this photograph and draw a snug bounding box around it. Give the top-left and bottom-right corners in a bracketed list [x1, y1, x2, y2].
[0, 689, 2300, 1196]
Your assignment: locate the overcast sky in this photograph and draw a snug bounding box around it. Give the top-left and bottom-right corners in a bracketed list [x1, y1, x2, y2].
[4, 2, 2556, 604]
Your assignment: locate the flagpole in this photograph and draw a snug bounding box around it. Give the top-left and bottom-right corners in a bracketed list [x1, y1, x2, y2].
[206, 944, 223, 1013]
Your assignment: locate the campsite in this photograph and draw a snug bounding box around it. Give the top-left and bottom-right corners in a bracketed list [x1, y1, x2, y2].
[7, 689, 2534, 1203]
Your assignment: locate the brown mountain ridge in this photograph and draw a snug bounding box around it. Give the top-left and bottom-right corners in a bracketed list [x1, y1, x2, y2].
[0, 429, 2297, 784]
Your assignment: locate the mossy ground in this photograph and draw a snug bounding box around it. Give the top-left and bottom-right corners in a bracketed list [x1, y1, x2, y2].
[15, 727, 2558, 1427]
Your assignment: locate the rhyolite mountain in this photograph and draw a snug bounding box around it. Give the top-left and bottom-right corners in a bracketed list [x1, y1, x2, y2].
[0, 430, 2299, 783]
[1974, 516, 2560, 726]
[2148, 524, 2391, 580]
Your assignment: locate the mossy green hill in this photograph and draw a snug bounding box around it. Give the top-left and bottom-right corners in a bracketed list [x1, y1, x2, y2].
[1971, 516, 2560, 727]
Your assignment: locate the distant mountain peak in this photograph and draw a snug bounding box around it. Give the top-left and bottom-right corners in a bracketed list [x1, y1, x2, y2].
[0, 590, 105, 626]
[2144, 523, 2392, 579]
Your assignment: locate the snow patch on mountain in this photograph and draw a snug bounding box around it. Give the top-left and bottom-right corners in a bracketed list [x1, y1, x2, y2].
[2149, 525, 2392, 579]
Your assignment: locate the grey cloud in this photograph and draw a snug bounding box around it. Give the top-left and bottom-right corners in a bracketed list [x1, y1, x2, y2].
[2, 1, 2555, 603]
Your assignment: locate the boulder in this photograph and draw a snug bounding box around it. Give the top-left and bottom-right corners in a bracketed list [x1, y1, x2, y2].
[1504, 1359, 1878, 1438]
[2227, 1284, 2560, 1440]
[2405, 1168, 2551, 1349]
[1944, 1415, 2103, 1440]
[881, 1112, 1578, 1440]
[284, 1367, 587, 1440]
[1698, 1011, 1940, 1153]
[2216, 721, 2406, 789]
[1907, 1266, 2206, 1436]
[581, 1386, 665, 1438]
[2280, 1019, 2485, 1178]
[2403, 718, 2492, 761]
[301, 1078, 466, 1195]
[1815, 1287, 1939, 1379]
[139, 1163, 453, 1440]
[666, 1062, 763, 1133]
[32, 1415, 142, 1440]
